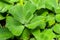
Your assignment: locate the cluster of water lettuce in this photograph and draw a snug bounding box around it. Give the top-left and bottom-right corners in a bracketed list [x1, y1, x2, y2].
[0, 0, 60, 40]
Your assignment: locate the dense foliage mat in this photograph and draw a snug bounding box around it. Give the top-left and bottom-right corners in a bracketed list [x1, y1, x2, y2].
[0, 0, 60, 40]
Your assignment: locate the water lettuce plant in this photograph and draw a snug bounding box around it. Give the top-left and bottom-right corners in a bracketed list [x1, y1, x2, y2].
[0, 0, 60, 40]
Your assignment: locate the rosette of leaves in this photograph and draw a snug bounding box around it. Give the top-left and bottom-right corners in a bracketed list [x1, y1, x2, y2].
[0, 0, 60, 40]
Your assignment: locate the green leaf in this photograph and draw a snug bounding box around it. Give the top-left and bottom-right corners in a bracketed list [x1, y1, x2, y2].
[0, 14, 5, 20]
[31, 29, 41, 40]
[6, 16, 24, 36]
[20, 28, 30, 40]
[30, 0, 58, 9]
[41, 11, 48, 17]
[53, 23, 60, 34]
[55, 14, 60, 22]
[45, 0, 58, 10]
[9, 1, 36, 24]
[30, 38, 36, 40]
[30, 0, 45, 9]
[46, 14, 55, 27]
[55, 4, 60, 14]
[39, 20, 46, 29]
[30, 16, 45, 23]
[0, 2, 11, 13]
[56, 35, 60, 38]
[26, 21, 40, 29]
[32, 29, 55, 40]
[55, 7, 60, 14]
[0, 28, 13, 39]
[40, 29, 55, 40]
[26, 16, 46, 29]
[0, 39, 6, 40]
[58, 38, 60, 40]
